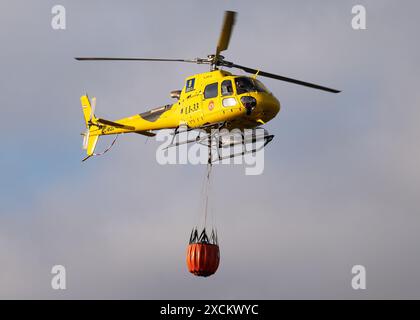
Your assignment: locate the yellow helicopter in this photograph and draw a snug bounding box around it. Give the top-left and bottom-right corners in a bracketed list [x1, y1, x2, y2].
[76, 11, 340, 162]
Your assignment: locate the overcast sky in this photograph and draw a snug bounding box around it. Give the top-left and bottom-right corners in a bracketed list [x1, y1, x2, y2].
[1, 0, 420, 299]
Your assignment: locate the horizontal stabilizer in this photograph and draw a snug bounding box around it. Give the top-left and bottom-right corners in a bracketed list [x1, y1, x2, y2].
[96, 118, 135, 130]
[136, 131, 156, 137]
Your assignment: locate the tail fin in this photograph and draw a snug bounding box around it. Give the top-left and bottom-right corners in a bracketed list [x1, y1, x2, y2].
[80, 95, 100, 161]
[81, 95, 97, 124]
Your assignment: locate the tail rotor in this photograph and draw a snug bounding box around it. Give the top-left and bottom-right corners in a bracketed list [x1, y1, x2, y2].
[80, 95, 100, 160]
[82, 128, 90, 150]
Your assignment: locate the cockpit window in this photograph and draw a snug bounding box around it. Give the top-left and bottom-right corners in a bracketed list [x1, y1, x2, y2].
[221, 80, 234, 96]
[235, 77, 254, 95]
[235, 77, 269, 94]
[254, 79, 270, 93]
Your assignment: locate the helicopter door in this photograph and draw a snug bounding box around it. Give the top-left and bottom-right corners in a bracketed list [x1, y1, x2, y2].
[202, 82, 220, 124]
[219, 79, 241, 120]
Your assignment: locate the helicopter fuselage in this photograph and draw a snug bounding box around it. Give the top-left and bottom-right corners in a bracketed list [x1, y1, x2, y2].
[92, 70, 280, 137]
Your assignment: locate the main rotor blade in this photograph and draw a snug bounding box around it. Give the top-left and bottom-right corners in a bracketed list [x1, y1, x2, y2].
[215, 11, 237, 57]
[228, 63, 341, 93]
[74, 57, 199, 63]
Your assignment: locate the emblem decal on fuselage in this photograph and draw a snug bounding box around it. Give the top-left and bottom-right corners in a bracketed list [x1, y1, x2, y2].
[208, 100, 215, 111]
[185, 78, 195, 92]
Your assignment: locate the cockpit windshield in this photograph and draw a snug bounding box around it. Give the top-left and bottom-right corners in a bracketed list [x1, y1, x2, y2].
[234, 77, 270, 95]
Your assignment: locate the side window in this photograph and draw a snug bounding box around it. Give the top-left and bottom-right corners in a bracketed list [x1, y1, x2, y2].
[221, 80, 233, 96]
[204, 83, 218, 99]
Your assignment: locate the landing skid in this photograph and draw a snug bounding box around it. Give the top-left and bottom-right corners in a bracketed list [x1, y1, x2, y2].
[165, 124, 274, 164]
